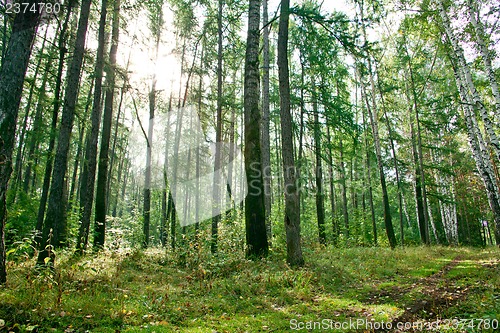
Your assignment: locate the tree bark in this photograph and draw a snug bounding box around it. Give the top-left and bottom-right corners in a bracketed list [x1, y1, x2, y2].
[408, 103, 428, 244]
[76, 0, 109, 253]
[211, 0, 224, 254]
[0, 1, 41, 283]
[313, 91, 326, 245]
[358, 2, 396, 249]
[339, 137, 349, 241]
[34, 0, 76, 249]
[244, 0, 269, 258]
[278, 0, 304, 266]
[37, 0, 92, 266]
[377, 71, 404, 246]
[94, 0, 120, 249]
[439, 0, 500, 244]
[452, 64, 500, 245]
[326, 126, 338, 244]
[261, 0, 272, 241]
[361, 100, 377, 246]
[143, 4, 162, 248]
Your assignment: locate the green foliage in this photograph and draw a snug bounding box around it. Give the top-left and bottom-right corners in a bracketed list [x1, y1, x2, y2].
[5, 190, 39, 247]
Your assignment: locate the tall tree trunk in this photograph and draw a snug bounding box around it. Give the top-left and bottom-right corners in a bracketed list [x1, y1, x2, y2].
[37, 0, 92, 266]
[33, 0, 76, 249]
[363, 77, 396, 249]
[408, 103, 428, 244]
[274, 118, 283, 212]
[313, 91, 326, 245]
[211, 0, 224, 254]
[94, 0, 120, 249]
[161, 94, 174, 247]
[261, 0, 272, 241]
[107, 49, 132, 214]
[358, 9, 397, 248]
[339, 138, 349, 241]
[143, 6, 162, 248]
[439, 0, 500, 244]
[402, 44, 431, 245]
[297, 64, 306, 222]
[195, 60, 203, 234]
[326, 126, 338, 244]
[377, 72, 404, 246]
[244, 0, 269, 257]
[452, 64, 500, 245]
[76, 0, 109, 253]
[144, 82, 156, 248]
[278, 0, 304, 266]
[69, 120, 86, 204]
[226, 75, 235, 220]
[0, 1, 41, 283]
[361, 102, 377, 246]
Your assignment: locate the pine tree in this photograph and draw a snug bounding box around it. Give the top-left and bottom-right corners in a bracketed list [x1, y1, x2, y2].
[243, 0, 269, 258]
[278, 0, 304, 266]
[0, 1, 41, 283]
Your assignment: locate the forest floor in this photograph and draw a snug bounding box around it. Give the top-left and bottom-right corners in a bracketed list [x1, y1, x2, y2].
[0, 245, 498, 332]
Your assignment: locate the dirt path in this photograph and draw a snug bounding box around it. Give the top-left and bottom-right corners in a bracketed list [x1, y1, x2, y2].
[366, 256, 474, 332]
[392, 256, 465, 323]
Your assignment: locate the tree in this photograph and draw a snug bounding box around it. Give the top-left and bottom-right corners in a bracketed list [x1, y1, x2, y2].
[244, 0, 269, 258]
[313, 91, 326, 244]
[437, 0, 500, 244]
[357, 0, 397, 249]
[37, 0, 93, 266]
[211, 0, 224, 254]
[94, 0, 121, 249]
[278, 0, 304, 266]
[261, 0, 272, 242]
[34, 0, 76, 249]
[143, 0, 163, 248]
[466, 0, 500, 125]
[76, 0, 109, 253]
[0, 1, 41, 283]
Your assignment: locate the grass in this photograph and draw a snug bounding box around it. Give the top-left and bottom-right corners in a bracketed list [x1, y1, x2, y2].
[0, 245, 499, 332]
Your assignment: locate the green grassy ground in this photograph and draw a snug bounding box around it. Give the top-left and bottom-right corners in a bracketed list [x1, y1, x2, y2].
[0, 246, 498, 332]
